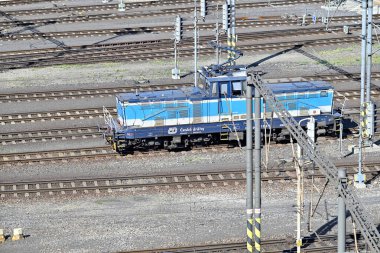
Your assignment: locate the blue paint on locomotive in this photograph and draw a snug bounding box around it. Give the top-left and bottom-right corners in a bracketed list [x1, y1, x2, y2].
[114, 115, 335, 140]
[109, 67, 336, 142]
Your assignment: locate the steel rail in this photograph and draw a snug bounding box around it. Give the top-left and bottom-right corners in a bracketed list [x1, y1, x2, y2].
[1, 19, 302, 41]
[0, 83, 186, 102]
[0, 16, 366, 42]
[120, 233, 365, 253]
[0, 34, 369, 69]
[0, 23, 364, 58]
[0, 107, 114, 125]
[0, 126, 102, 145]
[0, 3, 359, 28]
[1, 162, 380, 196]
[0, 145, 117, 166]
[0, 0, 324, 8]
[0, 2, 315, 19]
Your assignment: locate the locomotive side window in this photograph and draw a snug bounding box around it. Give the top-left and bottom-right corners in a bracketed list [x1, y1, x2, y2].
[232, 81, 243, 96]
[211, 82, 218, 96]
[220, 82, 228, 96]
[320, 90, 328, 97]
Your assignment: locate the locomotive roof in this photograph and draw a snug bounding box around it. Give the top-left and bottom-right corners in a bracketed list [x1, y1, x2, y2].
[116, 81, 333, 103]
[267, 81, 333, 93]
[116, 86, 207, 103]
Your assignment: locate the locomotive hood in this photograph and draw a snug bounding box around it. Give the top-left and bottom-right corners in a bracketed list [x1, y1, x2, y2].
[116, 86, 208, 104]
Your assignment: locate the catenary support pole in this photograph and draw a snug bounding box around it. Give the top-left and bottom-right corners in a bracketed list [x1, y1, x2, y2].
[226, 0, 231, 63]
[215, 4, 220, 65]
[366, 0, 373, 103]
[296, 148, 303, 253]
[246, 80, 254, 253]
[254, 85, 262, 253]
[338, 168, 347, 253]
[231, 0, 236, 65]
[194, 0, 198, 87]
[357, 0, 368, 187]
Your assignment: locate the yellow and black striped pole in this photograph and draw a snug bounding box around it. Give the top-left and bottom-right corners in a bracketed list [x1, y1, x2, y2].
[246, 76, 254, 253]
[254, 82, 262, 253]
[227, 33, 232, 63]
[254, 208, 261, 253]
[247, 212, 254, 252]
[231, 34, 236, 64]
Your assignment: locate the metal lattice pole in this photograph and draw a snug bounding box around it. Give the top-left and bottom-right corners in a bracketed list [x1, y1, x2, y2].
[248, 71, 380, 252]
[194, 0, 198, 87]
[231, 0, 236, 65]
[226, 0, 231, 63]
[366, 0, 373, 104]
[358, 0, 368, 186]
[215, 4, 220, 65]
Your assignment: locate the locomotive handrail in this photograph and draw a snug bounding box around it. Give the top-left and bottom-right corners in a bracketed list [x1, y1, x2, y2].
[103, 106, 118, 131]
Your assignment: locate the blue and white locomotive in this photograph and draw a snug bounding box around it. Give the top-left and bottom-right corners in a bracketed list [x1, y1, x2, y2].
[103, 65, 338, 153]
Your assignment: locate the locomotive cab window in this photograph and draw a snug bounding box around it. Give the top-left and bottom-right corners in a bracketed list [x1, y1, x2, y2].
[211, 82, 218, 96]
[232, 81, 243, 96]
[220, 82, 229, 96]
[320, 90, 328, 97]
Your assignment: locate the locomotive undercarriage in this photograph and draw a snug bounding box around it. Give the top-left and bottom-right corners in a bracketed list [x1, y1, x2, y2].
[108, 133, 218, 154]
[106, 123, 336, 154]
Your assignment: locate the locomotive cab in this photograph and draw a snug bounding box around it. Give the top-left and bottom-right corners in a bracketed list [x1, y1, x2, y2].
[198, 65, 247, 99]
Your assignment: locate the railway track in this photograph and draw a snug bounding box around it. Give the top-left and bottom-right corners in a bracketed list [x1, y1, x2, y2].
[0, 127, 101, 145]
[122, 234, 366, 253]
[0, 107, 114, 125]
[0, 0, 324, 9]
[0, 145, 116, 166]
[0, 4, 302, 23]
[0, 21, 364, 56]
[1, 158, 380, 197]
[0, 15, 365, 42]
[0, 28, 369, 69]
[121, 234, 366, 253]
[0, 83, 184, 103]
[0, 1, 351, 28]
